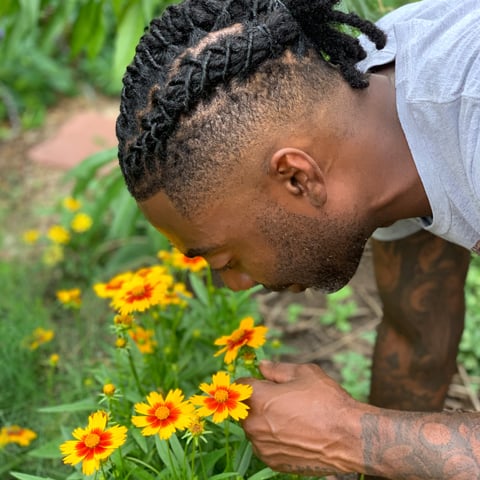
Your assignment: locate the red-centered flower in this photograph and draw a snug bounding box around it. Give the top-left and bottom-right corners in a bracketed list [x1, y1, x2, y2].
[0, 425, 37, 447]
[214, 316, 268, 364]
[132, 389, 195, 440]
[60, 411, 127, 475]
[190, 371, 252, 423]
[93, 272, 133, 299]
[112, 275, 170, 315]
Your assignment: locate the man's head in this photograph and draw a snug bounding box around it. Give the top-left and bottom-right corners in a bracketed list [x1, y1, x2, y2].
[116, 0, 386, 292]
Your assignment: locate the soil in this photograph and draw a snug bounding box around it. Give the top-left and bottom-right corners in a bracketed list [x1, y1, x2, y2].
[1, 94, 478, 413]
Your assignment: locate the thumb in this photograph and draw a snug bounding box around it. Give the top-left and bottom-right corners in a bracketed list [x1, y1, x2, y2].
[259, 360, 299, 383]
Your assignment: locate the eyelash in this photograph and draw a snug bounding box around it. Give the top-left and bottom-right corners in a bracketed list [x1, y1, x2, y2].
[214, 261, 234, 273]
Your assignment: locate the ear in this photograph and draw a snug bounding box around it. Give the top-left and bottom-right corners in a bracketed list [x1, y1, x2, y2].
[269, 148, 327, 208]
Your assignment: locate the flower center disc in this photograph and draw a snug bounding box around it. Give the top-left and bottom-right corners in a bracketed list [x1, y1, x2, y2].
[84, 433, 100, 448]
[155, 405, 170, 420]
[214, 389, 229, 403]
[131, 285, 146, 297]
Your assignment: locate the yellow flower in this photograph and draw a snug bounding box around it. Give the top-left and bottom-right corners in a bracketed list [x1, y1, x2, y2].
[214, 317, 268, 364]
[171, 248, 208, 272]
[132, 389, 195, 440]
[56, 288, 82, 308]
[103, 383, 116, 396]
[93, 272, 133, 299]
[128, 325, 157, 354]
[71, 212, 93, 233]
[112, 274, 172, 315]
[0, 425, 37, 447]
[42, 244, 64, 266]
[60, 411, 127, 476]
[187, 414, 206, 438]
[26, 327, 54, 350]
[190, 371, 252, 423]
[22, 229, 40, 245]
[113, 313, 134, 328]
[62, 196, 82, 211]
[49, 353, 60, 367]
[47, 225, 70, 245]
[115, 337, 127, 349]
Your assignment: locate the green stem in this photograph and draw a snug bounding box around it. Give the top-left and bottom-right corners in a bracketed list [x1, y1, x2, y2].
[196, 438, 208, 480]
[127, 349, 145, 396]
[224, 421, 231, 472]
[167, 439, 179, 480]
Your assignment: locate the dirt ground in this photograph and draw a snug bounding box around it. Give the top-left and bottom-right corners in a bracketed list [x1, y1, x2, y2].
[1, 94, 478, 412]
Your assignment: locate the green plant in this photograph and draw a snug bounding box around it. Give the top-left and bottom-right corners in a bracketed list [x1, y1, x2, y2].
[0, 0, 178, 136]
[458, 255, 480, 388]
[5, 247, 328, 479]
[319, 286, 359, 333]
[333, 349, 372, 402]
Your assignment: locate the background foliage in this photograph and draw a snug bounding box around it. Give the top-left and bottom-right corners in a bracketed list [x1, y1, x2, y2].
[0, 0, 174, 135]
[2, 0, 479, 479]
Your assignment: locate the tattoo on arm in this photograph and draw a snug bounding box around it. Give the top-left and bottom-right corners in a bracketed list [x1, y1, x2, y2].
[361, 410, 480, 479]
[370, 232, 470, 411]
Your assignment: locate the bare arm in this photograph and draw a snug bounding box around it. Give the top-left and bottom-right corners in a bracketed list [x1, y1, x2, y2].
[370, 230, 470, 411]
[241, 361, 480, 479]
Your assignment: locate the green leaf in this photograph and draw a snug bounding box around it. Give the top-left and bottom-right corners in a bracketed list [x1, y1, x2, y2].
[154, 436, 179, 471]
[130, 427, 149, 454]
[234, 439, 252, 476]
[10, 473, 54, 480]
[27, 439, 63, 459]
[106, 189, 141, 239]
[64, 147, 117, 195]
[112, 2, 147, 90]
[248, 467, 279, 480]
[188, 272, 210, 306]
[37, 398, 97, 413]
[18, 0, 40, 29]
[70, 0, 106, 58]
[209, 473, 241, 480]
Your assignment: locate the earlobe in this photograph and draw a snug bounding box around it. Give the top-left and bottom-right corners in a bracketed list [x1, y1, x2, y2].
[269, 148, 327, 208]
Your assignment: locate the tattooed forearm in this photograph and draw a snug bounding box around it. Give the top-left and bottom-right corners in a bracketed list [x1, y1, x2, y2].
[361, 410, 480, 479]
[370, 232, 470, 411]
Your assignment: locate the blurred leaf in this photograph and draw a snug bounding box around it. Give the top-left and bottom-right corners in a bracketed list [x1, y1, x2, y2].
[10, 473, 54, 480]
[65, 147, 117, 195]
[37, 398, 97, 413]
[27, 440, 63, 459]
[112, 1, 146, 90]
[71, 0, 107, 59]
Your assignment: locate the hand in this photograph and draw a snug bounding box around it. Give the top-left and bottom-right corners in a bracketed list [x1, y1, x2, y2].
[239, 361, 365, 476]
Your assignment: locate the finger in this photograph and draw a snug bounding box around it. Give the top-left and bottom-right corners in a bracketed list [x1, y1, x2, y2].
[259, 360, 299, 383]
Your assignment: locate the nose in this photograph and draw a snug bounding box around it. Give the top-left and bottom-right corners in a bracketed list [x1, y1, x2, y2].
[219, 270, 257, 291]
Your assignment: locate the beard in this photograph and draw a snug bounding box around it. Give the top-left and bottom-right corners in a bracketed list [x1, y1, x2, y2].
[255, 203, 371, 293]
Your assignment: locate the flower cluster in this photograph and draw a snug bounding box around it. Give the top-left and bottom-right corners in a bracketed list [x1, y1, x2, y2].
[93, 264, 191, 316]
[22, 196, 93, 268]
[60, 315, 267, 476]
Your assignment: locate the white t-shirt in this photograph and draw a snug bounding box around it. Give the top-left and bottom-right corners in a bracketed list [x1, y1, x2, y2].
[357, 0, 480, 253]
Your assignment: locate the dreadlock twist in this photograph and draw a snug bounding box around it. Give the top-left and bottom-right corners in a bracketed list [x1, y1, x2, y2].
[117, 0, 386, 207]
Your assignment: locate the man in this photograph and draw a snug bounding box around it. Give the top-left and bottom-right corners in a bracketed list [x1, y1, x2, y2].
[116, 0, 479, 478]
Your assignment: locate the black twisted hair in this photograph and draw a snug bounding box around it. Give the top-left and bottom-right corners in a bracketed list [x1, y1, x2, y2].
[116, 0, 386, 213]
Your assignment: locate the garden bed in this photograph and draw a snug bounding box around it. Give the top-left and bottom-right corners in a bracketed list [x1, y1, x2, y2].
[1, 94, 479, 480]
[1, 94, 478, 411]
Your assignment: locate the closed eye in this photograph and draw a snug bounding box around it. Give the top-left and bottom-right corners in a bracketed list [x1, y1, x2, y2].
[212, 261, 234, 273]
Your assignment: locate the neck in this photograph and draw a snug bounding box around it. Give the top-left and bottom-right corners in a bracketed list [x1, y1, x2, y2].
[354, 71, 432, 228]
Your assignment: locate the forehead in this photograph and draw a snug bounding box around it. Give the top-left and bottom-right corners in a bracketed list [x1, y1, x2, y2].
[138, 190, 228, 255]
